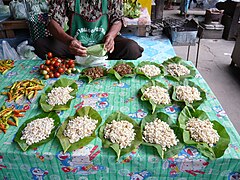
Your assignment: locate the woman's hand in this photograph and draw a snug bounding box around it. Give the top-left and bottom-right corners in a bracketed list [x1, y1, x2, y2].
[104, 34, 115, 53]
[68, 39, 87, 56]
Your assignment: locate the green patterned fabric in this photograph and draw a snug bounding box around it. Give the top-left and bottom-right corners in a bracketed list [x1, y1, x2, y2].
[0, 37, 240, 180]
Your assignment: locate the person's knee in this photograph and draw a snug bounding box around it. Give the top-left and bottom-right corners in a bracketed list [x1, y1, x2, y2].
[125, 40, 144, 60]
[33, 38, 49, 59]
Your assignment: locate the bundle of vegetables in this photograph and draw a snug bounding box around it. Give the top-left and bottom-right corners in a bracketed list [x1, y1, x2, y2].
[0, 59, 14, 74]
[0, 105, 26, 134]
[2, 78, 44, 102]
[123, 0, 141, 19]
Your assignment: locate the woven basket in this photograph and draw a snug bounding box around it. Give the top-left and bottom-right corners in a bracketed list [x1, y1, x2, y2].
[28, 12, 51, 42]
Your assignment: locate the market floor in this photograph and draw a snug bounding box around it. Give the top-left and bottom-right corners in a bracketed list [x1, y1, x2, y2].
[163, 7, 240, 134]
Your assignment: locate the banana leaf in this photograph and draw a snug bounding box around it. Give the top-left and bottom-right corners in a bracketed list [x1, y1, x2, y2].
[87, 44, 107, 57]
[162, 56, 196, 82]
[141, 112, 184, 159]
[57, 106, 102, 153]
[178, 106, 230, 160]
[139, 80, 172, 114]
[99, 111, 142, 161]
[108, 60, 136, 81]
[14, 112, 60, 151]
[79, 66, 108, 83]
[39, 78, 78, 112]
[172, 80, 206, 109]
[136, 61, 164, 79]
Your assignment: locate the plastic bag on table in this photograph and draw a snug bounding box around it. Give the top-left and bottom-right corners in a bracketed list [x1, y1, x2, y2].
[17, 40, 36, 60]
[2, 40, 20, 60]
[9, 0, 27, 20]
[75, 55, 108, 67]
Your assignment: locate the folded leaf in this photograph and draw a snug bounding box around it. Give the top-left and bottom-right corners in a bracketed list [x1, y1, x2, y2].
[87, 44, 107, 57]
[99, 111, 142, 161]
[178, 106, 230, 159]
[57, 106, 102, 153]
[141, 112, 184, 159]
[14, 112, 60, 151]
[39, 78, 78, 112]
[136, 61, 164, 79]
[162, 56, 196, 82]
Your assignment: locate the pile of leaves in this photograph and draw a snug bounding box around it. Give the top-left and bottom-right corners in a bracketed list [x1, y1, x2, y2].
[123, 0, 141, 19]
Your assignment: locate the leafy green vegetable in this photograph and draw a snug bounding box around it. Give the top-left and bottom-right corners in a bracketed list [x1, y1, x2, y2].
[14, 112, 60, 151]
[87, 44, 107, 57]
[172, 80, 206, 109]
[99, 111, 142, 161]
[108, 60, 136, 81]
[123, 0, 141, 19]
[139, 80, 172, 113]
[57, 106, 102, 153]
[79, 66, 108, 83]
[39, 78, 78, 112]
[136, 61, 164, 79]
[141, 112, 184, 159]
[162, 56, 196, 82]
[178, 106, 230, 159]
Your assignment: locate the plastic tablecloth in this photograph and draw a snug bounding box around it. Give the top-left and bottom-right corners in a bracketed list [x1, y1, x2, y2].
[0, 36, 240, 180]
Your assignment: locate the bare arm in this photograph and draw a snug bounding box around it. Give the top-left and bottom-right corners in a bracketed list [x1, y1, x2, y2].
[47, 19, 87, 56]
[104, 21, 122, 53]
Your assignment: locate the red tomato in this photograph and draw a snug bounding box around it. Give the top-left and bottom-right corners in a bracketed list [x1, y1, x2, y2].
[51, 60, 56, 65]
[54, 72, 61, 78]
[45, 60, 51, 65]
[47, 52, 53, 59]
[68, 59, 74, 65]
[65, 64, 69, 68]
[49, 65, 55, 71]
[70, 64, 75, 68]
[58, 67, 65, 74]
[40, 64, 45, 69]
[49, 72, 54, 78]
[54, 61, 60, 67]
[44, 74, 50, 79]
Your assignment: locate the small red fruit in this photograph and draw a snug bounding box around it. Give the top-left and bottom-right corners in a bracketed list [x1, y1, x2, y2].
[54, 61, 60, 67]
[58, 67, 65, 74]
[40, 64, 45, 69]
[47, 52, 53, 59]
[45, 60, 51, 65]
[49, 65, 55, 71]
[54, 72, 61, 78]
[68, 59, 74, 65]
[49, 72, 54, 78]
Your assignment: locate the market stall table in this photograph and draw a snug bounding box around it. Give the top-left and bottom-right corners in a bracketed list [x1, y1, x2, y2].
[0, 36, 240, 180]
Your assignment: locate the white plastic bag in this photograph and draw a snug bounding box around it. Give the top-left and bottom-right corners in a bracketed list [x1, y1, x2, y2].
[2, 40, 20, 60]
[17, 40, 36, 59]
[75, 55, 108, 67]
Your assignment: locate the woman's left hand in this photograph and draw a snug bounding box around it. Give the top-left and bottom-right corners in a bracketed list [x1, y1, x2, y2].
[104, 34, 115, 53]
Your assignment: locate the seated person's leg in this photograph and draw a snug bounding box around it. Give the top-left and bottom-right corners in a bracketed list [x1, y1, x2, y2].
[33, 36, 74, 60]
[108, 36, 144, 60]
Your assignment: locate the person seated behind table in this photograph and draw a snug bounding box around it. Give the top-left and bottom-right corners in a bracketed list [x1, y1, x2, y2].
[33, 0, 144, 60]
[216, 0, 238, 18]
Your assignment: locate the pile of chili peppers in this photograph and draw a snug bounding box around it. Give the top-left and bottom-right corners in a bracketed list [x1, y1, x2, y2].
[0, 59, 14, 74]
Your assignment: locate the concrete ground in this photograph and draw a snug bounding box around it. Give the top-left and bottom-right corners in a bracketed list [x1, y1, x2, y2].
[163, 6, 240, 134]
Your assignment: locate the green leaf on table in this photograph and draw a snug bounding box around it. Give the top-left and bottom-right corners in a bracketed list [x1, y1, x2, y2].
[98, 111, 142, 161]
[178, 106, 230, 159]
[136, 61, 164, 79]
[108, 60, 136, 81]
[139, 80, 172, 113]
[162, 56, 196, 82]
[172, 80, 206, 109]
[14, 112, 60, 151]
[79, 66, 108, 83]
[57, 106, 102, 153]
[141, 112, 184, 159]
[87, 44, 107, 57]
[39, 78, 78, 112]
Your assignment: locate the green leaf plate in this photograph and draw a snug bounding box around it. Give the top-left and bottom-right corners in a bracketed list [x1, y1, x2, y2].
[108, 60, 136, 81]
[99, 111, 142, 161]
[136, 61, 164, 79]
[14, 111, 61, 151]
[87, 44, 107, 57]
[57, 106, 102, 153]
[172, 80, 206, 109]
[39, 78, 78, 112]
[79, 66, 108, 83]
[141, 112, 184, 159]
[162, 56, 196, 82]
[178, 106, 230, 160]
[139, 80, 172, 113]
